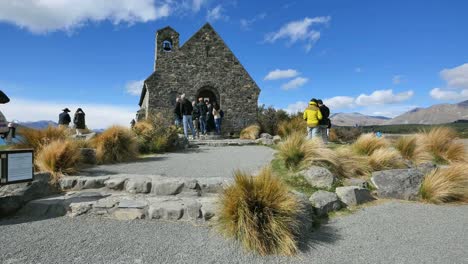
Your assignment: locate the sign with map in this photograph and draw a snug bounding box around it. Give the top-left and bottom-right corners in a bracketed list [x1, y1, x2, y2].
[0, 149, 34, 185]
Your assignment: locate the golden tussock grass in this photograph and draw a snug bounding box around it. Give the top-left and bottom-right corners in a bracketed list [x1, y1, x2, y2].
[14, 126, 69, 152]
[368, 148, 407, 171]
[93, 126, 139, 164]
[351, 133, 389, 156]
[218, 167, 300, 256]
[35, 140, 81, 182]
[394, 135, 432, 165]
[334, 146, 371, 178]
[418, 127, 467, 164]
[240, 124, 261, 140]
[277, 116, 306, 138]
[420, 163, 468, 204]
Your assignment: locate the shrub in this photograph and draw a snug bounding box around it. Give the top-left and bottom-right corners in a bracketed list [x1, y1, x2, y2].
[334, 146, 371, 178]
[35, 140, 81, 182]
[368, 148, 406, 171]
[133, 114, 179, 153]
[277, 116, 306, 137]
[93, 126, 138, 164]
[420, 163, 468, 204]
[240, 124, 261, 140]
[257, 105, 290, 135]
[328, 128, 338, 142]
[419, 127, 466, 164]
[332, 127, 362, 143]
[395, 135, 432, 165]
[352, 133, 389, 156]
[218, 167, 300, 256]
[14, 126, 69, 153]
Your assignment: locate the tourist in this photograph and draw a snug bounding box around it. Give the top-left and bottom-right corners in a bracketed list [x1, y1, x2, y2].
[303, 99, 323, 139]
[192, 101, 200, 138]
[181, 94, 196, 139]
[197, 97, 208, 135]
[130, 119, 136, 128]
[213, 102, 222, 135]
[73, 108, 86, 135]
[58, 108, 71, 128]
[174, 97, 182, 127]
[317, 99, 330, 143]
[206, 100, 215, 132]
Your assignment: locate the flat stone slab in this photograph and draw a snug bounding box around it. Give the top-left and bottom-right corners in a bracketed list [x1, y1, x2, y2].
[118, 200, 148, 209]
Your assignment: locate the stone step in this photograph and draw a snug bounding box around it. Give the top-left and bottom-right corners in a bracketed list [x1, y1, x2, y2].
[190, 139, 257, 147]
[19, 190, 219, 222]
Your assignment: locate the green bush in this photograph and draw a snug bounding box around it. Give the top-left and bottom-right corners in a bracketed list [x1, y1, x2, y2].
[133, 113, 179, 154]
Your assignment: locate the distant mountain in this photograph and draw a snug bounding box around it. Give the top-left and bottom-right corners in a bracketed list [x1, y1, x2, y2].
[385, 100, 468, 125]
[330, 112, 390, 126]
[19, 120, 58, 129]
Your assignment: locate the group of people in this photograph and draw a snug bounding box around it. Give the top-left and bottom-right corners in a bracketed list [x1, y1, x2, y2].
[174, 94, 224, 139]
[58, 108, 87, 135]
[303, 99, 331, 142]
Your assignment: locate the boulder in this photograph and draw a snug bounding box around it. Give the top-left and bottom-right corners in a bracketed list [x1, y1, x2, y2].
[113, 209, 146, 220]
[335, 186, 375, 206]
[343, 178, 369, 189]
[184, 201, 202, 220]
[125, 178, 152, 194]
[301, 166, 337, 189]
[371, 168, 425, 200]
[417, 162, 437, 176]
[104, 178, 127, 190]
[198, 196, 218, 221]
[147, 201, 184, 221]
[79, 148, 97, 165]
[309, 190, 342, 216]
[60, 177, 78, 190]
[198, 177, 231, 194]
[291, 191, 314, 233]
[255, 138, 274, 146]
[273, 135, 282, 144]
[260, 133, 273, 139]
[151, 180, 185, 196]
[80, 176, 110, 189]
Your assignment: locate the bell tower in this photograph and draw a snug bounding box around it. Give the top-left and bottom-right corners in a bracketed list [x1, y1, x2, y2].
[154, 26, 180, 71]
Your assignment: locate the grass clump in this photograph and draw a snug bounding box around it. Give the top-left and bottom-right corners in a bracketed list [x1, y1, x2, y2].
[35, 140, 81, 182]
[133, 113, 179, 153]
[368, 148, 406, 171]
[418, 127, 467, 164]
[277, 116, 306, 138]
[351, 133, 389, 156]
[420, 163, 468, 204]
[218, 167, 301, 256]
[334, 146, 371, 178]
[240, 124, 261, 140]
[93, 126, 138, 164]
[395, 135, 432, 165]
[14, 126, 69, 152]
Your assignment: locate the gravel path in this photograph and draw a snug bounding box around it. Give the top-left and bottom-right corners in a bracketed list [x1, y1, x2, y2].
[81, 146, 276, 178]
[1, 201, 467, 264]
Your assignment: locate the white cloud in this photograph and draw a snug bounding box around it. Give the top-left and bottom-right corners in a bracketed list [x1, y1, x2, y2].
[429, 88, 468, 101]
[191, 0, 208, 12]
[265, 16, 331, 52]
[206, 5, 228, 22]
[355, 89, 414, 106]
[440, 63, 468, 89]
[264, 69, 299, 80]
[392, 75, 404, 84]
[240, 13, 266, 30]
[2, 98, 135, 129]
[126, 80, 144, 96]
[324, 96, 355, 109]
[0, 0, 171, 34]
[281, 77, 308, 90]
[285, 101, 308, 114]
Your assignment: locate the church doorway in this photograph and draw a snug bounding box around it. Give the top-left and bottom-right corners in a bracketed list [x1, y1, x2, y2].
[196, 87, 219, 105]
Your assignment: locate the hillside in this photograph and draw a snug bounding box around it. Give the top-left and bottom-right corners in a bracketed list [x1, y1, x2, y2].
[385, 100, 468, 125]
[330, 112, 390, 126]
[19, 120, 58, 129]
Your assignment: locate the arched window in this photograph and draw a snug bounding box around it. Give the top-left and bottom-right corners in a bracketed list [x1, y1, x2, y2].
[162, 40, 172, 52]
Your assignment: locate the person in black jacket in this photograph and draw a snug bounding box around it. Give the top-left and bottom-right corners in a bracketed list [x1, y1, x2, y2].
[197, 97, 208, 135]
[317, 99, 330, 143]
[180, 94, 196, 139]
[58, 108, 71, 128]
[73, 108, 86, 135]
[174, 97, 182, 127]
[192, 101, 200, 138]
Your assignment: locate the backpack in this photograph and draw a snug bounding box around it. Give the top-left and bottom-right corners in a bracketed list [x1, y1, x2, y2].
[219, 110, 224, 118]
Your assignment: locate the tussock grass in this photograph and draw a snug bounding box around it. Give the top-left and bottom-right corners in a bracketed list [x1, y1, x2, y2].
[335, 146, 371, 178]
[240, 125, 261, 140]
[133, 115, 179, 154]
[93, 126, 138, 164]
[395, 135, 432, 165]
[418, 127, 467, 164]
[35, 140, 81, 182]
[218, 167, 300, 256]
[328, 128, 338, 142]
[420, 163, 468, 204]
[368, 148, 407, 171]
[277, 117, 306, 138]
[14, 126, 69, 152]
[351, 133, 389, 156]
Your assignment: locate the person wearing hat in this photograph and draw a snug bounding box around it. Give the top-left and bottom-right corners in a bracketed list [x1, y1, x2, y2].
[58, 108, 71, 128]
[73, 108, 86, 135]
[303, 99, 323, 139]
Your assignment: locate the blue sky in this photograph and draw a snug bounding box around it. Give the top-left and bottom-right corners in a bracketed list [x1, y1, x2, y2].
[0, 0, 467, 128]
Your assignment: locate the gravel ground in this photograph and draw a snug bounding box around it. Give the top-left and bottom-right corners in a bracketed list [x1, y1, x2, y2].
[1, 201, 467, 264]
[81, 146, 276, 178]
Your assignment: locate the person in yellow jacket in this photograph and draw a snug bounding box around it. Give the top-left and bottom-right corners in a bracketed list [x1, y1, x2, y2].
[303, 99, 323, 139]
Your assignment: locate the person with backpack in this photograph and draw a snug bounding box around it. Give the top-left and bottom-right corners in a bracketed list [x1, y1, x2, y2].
[303, 99, 323, 139]
[197, 97, 208, 135]
[174, 97, 182, 127]
[212, 102, 222, 135]
[73, 108, 86, 135]
[180, 94, 196, 139]
[317, 99, 330, 143]
[192, 100, 200, 138]
[58, 108, 71, 128]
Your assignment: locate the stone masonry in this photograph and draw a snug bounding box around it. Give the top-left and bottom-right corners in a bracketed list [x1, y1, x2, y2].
[138, 23, 261, 134]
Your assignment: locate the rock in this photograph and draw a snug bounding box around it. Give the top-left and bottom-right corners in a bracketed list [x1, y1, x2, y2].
[79, 148, 97, 165]
[260, 133, 273, 139]
[255, 138, 274, 146]
[125, 178, 152, 194]
[104, 178, 127, 190]
[152, 180, 185, 196]
[34, 172, 52, 182]
[68, 202, 93, 217]
[18, 196, 68, 218]
[60, 177, 78, 190]
[118, 200, 147, 209]
[291, 191, 314, 233]
[147, 201, 184, 221]
[417, 162, 437, 175]
[199, 178, 230, 194]
[0, 195, 24, 216]
[185, 201, 202, 220]
[335, 186, 375, 206]
[309, 190, 342, 216]
[113, 209, 146, 220]
[80, 176, 110, 190]
[371, 168, 425, 200]
[301, 166, 337, 189]
[198, 196, 218, 221]
[273, 135, 282, 144]
[343, 178, 369, 189]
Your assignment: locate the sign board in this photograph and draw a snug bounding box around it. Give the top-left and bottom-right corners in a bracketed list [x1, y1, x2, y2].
[0, 149, 34, 185]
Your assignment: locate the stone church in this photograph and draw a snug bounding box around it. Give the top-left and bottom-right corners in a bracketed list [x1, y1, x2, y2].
[137, 23, 260, 134]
